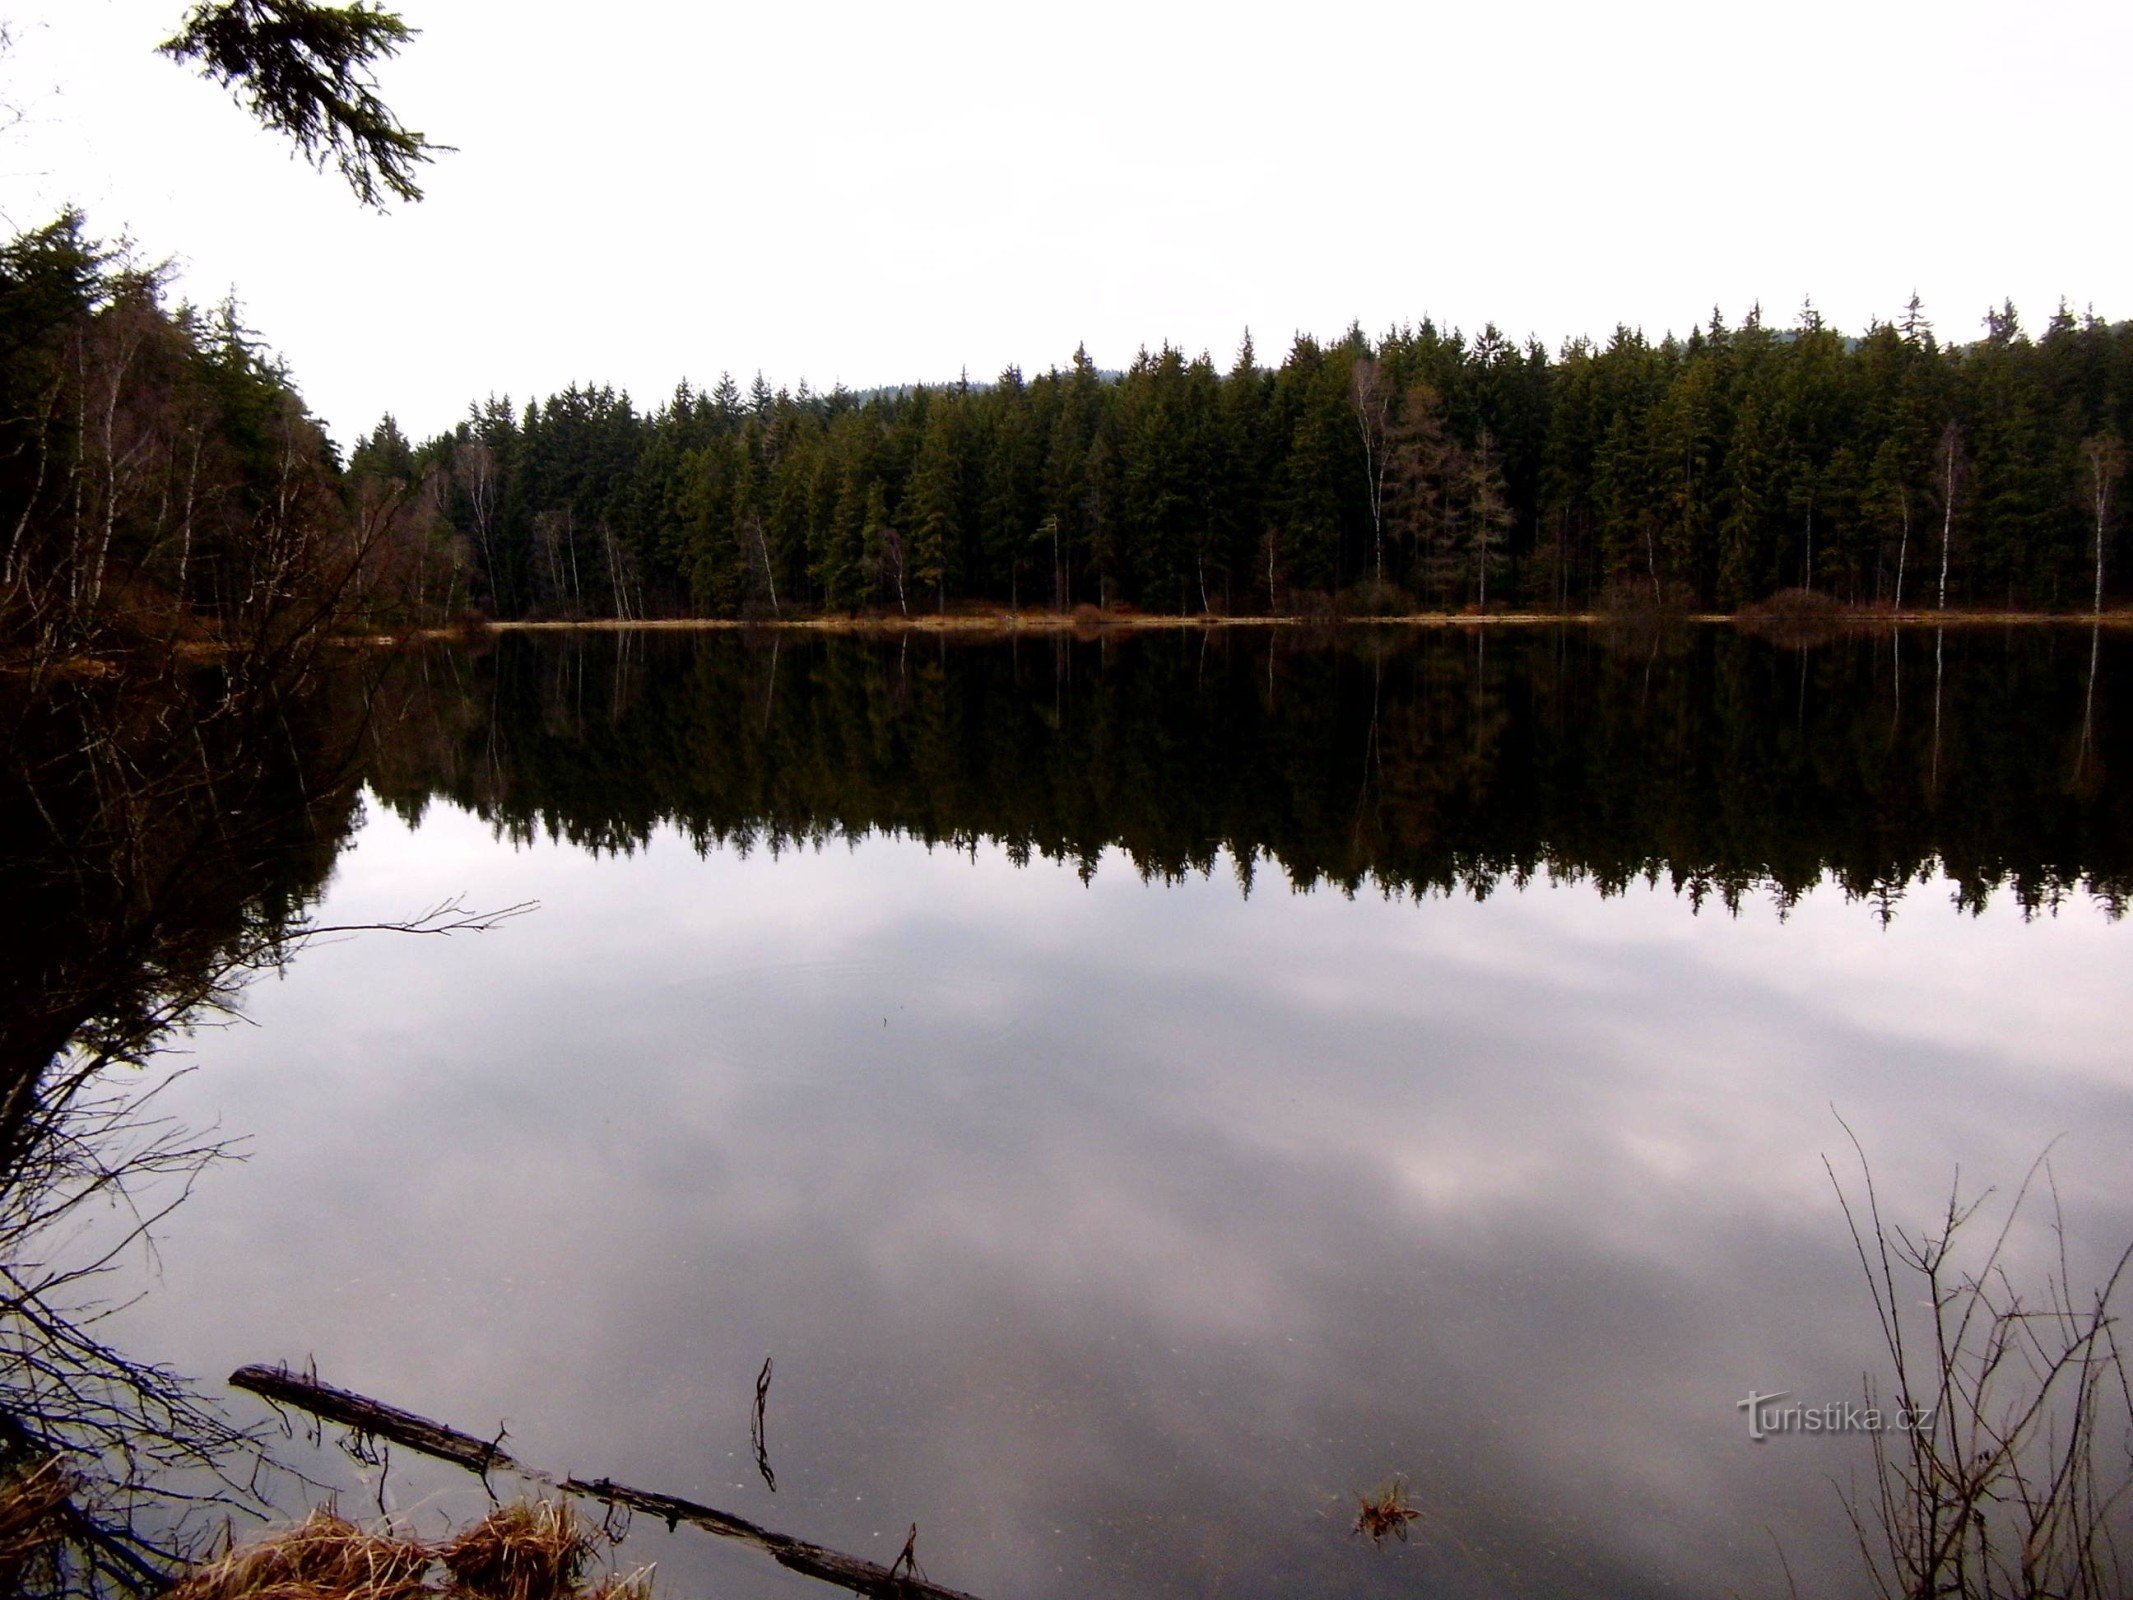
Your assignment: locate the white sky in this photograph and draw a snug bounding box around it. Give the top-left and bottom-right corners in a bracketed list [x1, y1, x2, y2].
[2, 0, 2126, 450]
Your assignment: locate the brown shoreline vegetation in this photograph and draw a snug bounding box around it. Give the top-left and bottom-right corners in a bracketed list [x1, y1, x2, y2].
[350, 601, 2133, 648]
[166, 1502, 650, 1600]
[13, 603, 2128, 668]
[0, 1482, 649, 1600]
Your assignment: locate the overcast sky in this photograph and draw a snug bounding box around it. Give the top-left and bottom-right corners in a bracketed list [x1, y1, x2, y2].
[2, 0, 2125, 449]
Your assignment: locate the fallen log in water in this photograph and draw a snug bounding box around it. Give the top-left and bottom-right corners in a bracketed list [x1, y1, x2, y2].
[233, 1363, 521, 1476]
[228, 1364, 990, 1600]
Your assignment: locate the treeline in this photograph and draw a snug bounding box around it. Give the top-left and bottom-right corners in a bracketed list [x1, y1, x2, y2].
[364, 300, 2133, 621]
[0, 213, 455, 666]
[360, 628, 2131, 917]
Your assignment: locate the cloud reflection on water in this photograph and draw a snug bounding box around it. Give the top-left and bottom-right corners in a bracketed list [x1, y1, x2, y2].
[117, 801, 2133, 1600]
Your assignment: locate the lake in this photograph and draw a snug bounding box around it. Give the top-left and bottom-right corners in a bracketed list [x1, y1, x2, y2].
[19, 622, 2133, 1600]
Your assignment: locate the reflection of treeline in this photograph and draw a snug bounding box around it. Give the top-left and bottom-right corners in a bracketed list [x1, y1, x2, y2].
[0, 653, 368, 1594]
[0, 214, 459, 664]
[0, 665, 359, 1103]
[363, 628, 2131, 916]
[368, 302, 2133, 622]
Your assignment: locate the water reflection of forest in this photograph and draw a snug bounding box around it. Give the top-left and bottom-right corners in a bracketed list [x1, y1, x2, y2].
[368, 625, 2129, 917]
[0, 655, 366, 1593]
[2, 622, 2127, 1591]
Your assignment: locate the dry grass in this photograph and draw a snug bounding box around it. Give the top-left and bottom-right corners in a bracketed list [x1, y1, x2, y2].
[163, 1510, 432, 1600]
[437, 1501, 596, 1600]
[163, 1501, 648, 1600]
[386, 609, 2133, 647]
[0, 1460, 77, 1588]
[1352, 1475, 1423, 1544]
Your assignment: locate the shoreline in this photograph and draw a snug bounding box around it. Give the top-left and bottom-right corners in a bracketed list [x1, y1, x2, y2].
[359, 608, 2133, 644]
[19, 610, 2121, 667]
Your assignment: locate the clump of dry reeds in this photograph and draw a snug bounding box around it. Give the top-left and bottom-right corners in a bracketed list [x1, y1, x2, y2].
[162, 1509, 431, 1600]
[1353, 1475, 1422, 1544]
[163, 1500, 648, 1600]
[0, 1460, 78, 1589]
[437, 1501, 595, 1600]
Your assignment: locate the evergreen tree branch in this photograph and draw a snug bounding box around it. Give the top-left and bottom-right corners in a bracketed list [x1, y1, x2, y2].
[157, 0, 446, 208]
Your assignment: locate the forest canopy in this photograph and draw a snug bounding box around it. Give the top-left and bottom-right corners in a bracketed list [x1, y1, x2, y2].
[0, 213, 462, 664]
[361, 300, 2131, 623]
[5, 237, 2126, 660]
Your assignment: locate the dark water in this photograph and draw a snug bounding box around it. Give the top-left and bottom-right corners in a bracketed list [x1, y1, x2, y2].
[9, 623, 2132, 1600]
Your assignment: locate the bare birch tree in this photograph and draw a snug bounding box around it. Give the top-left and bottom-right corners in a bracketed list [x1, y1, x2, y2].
[1936, 421, 1964, 611]
[1350, 356, 1393, 589]
[2081, 434, 2123, 617]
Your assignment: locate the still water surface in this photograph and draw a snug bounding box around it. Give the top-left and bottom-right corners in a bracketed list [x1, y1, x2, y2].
[95, 626, 2133, 1599]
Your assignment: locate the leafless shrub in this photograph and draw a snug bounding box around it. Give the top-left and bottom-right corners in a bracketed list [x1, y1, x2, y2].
[1828, 1122, 2133, 1600]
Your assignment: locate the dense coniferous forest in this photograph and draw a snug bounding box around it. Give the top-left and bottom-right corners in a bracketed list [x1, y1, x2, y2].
[362, 300, 2132, 623]
[8, 229, 2127, 654]
[0, 213, 454, 665]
